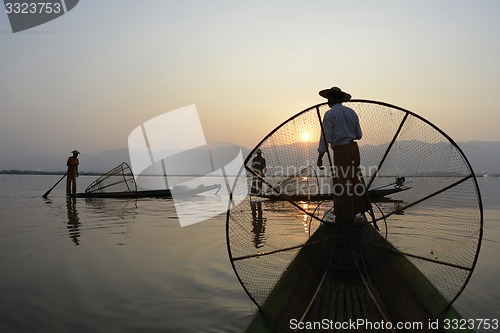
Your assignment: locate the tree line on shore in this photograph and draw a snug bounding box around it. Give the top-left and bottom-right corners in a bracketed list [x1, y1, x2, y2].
[0, 169, 103, 176]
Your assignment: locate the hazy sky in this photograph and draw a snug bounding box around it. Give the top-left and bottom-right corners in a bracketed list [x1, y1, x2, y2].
[1, 0, 499, 170]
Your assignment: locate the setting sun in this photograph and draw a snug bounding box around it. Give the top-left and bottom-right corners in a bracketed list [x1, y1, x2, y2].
[300, 132, 312, 142]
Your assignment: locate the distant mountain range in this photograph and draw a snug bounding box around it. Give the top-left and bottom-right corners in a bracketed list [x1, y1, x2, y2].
[3, 141, 500, 175]
[8, 143, 252, 175]
[456, 141, 500, 175]
[10, 148, 133, 174]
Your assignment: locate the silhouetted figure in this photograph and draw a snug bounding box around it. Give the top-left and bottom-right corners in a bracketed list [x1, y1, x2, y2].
[316, 87, 366, 223]
[66, 150, 80, 195]
[250, 148, 266, 195]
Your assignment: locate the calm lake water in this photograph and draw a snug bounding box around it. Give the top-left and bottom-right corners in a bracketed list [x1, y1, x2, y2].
[0, 175, 499, 332]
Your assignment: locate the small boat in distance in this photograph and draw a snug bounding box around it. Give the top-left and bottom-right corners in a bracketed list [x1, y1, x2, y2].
[69, 162, 221, 199]
[255, 182, 411, 203]
[70, 184, 222, 199]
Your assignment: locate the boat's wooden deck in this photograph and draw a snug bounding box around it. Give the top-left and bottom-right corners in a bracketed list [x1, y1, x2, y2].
[303, 274, 384, 332]
[245, 224, 469, 333]
[299, 250, 437, 333]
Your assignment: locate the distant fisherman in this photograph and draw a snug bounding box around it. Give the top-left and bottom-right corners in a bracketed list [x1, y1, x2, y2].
[251, 148, 266, 195]
[66, 150, 80, 195]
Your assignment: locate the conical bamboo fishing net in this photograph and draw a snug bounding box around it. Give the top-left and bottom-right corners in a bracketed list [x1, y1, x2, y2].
[85, 162, 136, 194]
[227, 100, 483, 332]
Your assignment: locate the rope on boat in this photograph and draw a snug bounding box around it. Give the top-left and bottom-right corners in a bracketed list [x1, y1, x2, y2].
[351, 243, 396, 333]
[294, 243, 336, 333]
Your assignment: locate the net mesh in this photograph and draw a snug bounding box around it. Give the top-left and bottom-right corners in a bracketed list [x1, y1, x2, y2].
[227, 100, 482, 332]
[85, 162, 137, 194]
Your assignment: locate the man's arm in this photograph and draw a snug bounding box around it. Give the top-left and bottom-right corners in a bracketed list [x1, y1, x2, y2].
[318, 111, 333, 152]
[354, 113, 362, 140]
[317, 111, 333, 167]
[317, 152, 325, 168]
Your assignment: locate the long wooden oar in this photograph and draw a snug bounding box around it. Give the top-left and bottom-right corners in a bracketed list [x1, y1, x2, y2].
[42, 173, 67, 198]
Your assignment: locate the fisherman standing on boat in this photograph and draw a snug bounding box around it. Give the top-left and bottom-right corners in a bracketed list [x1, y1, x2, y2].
[250, 148, 266, 195]
[316, 87, 364, 223]
[66, 150, 80, 195]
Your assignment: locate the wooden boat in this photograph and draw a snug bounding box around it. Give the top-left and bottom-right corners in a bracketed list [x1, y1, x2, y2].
[242, 219, 474, 333]
[255, 185, 411, 203]
[70, 183, 222, 199]
[69, 162, 221, 199]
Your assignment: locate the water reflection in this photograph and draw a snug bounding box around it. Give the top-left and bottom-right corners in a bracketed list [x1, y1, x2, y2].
[250, 201, 267, 248]
[393, 202, 405, 215]
[300, 202, 311, 234]
[247, 200, 323, 250]
[66, 197, 81, 245]
[83, 197, 138, 211]
[62, 197, 143, 246]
